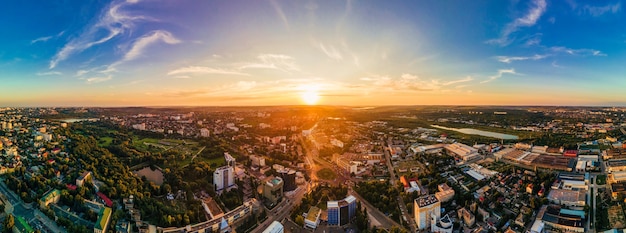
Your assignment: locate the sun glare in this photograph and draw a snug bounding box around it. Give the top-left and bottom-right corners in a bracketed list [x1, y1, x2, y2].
[299, 84, 321, 105]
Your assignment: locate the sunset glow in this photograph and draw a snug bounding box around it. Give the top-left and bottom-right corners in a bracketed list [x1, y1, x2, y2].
[1, 1, 626, 106]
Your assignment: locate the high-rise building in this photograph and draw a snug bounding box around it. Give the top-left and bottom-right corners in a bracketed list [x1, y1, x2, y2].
[279, 169, 296, 192]
[327, 195, 357, 226]
[263, 177, 283, 205]
[214, 166, 234, 191]
[414, 195, 441, 230]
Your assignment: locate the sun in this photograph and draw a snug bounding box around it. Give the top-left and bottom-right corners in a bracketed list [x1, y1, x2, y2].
[299, 84, 321, 105]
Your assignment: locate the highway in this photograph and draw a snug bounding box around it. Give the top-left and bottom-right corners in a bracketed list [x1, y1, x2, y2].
[251, 184, 308, 233]
[349, 189, 404, 230]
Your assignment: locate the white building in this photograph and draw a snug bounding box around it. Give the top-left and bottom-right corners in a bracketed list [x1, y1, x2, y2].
[331, 139, 344, 148]
[444, 143, 480, 161]
[250, 155, 266, 167]
[132, 123, 146, 131]
[414, 195, 440, 230]
[214, 166, 234, 191]
[262, 221, 284, 233]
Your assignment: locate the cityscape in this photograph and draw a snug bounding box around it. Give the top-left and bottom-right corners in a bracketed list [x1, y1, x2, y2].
[2, 1, 626, 233]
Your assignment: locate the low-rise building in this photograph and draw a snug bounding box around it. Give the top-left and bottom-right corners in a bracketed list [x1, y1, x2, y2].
[305, 207, 321, 229]
[262, 221, 284, 233]
[457, 207, 475, 227]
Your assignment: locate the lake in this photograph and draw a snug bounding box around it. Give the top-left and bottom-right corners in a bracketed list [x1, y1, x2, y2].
[431, 125, 519, 140]
[133, 167, 164, 185]
[60, 118, 99, 123]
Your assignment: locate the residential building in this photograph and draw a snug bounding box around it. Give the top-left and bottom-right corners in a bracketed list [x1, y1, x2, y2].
[214, 166, 235, 191]
[263, 177, 284, 205]
[200, 128, 211, 137]
[457, 208, 475, 227]
[414, 195, 441, 230]
[76, 171, 92, 187]
[431, 214, 453, 233]
[250, 155, 266, 167]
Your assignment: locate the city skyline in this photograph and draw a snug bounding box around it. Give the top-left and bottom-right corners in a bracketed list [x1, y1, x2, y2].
[1, 0, 626, 106]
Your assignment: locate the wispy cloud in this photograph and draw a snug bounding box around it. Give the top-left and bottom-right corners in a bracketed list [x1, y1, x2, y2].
[49, 0, 150, 69]
[443, 76, 473, 86]
[487, 0, 547, 46]
[167, 66, 249, 76]
[495, 54, 548, 63]
[75, 70, 89, 77]
[123, 30, 180, 62]
[31, 31, 65, 44]
[360, 74, 469, 92]
[480, 69, 518, 83]
[239, 54, 300, 72]
[319, 44, 343, 60]
[270, 0, 289, 28]
[550, 46, 606, 56]
[583, 2, 621, 16]
[36, 71, 62, 76]
[85, 75, 112, 84]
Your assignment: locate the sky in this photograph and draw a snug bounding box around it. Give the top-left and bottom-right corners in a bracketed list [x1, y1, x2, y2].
[1, 0, 626, 107]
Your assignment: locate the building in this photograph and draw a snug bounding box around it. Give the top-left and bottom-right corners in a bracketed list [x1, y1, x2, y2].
[262, 221, 284, 233]
[214, 166, 235, 191]
[250, 155, 266, 167]
[609, 159, 626, 172]
[263, 177, 284, 206]
[94, 207, 113, 233]
[414, 195, 441, 230]
[431, 214, 453, 233]
[537, 205, 585, 232]
[327, 195, 357, 226]
[76, 171, 92, 187]
[457, 208, 475, 227]
[444, 143, 480, 161]
[548, 189, 586, 208]
[305, 207, 321, 229]
[200, 128, 211, 137]
[435, 189, 455, 203]
[278, 169, 297, 192]
[161, 199, 258, 233]
[225, 152, 236, 167]
[39, 189, 60, 209]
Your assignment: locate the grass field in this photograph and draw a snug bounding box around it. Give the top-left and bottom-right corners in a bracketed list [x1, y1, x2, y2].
[98, 136, 114, 147]
[316, 168, 337, 180]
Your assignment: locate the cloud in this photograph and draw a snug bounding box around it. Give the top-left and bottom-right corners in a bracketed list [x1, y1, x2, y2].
[122, 30, 180, 62]
[239, 54, 300, 72]
[319, 44, 343, 60]
[495, 54, 548, 63]
[75, 70, 89, 76]
[49, 0, 149, 69]
[443, 76, 473, 86]
[480, 69, 518, 83]
[167, 66, 249, 76]
[269, 0, 289, 28]
[360, 74, 470, 92]
[550, 46, 606, 56]
[85, 76, 112, 84]
[486, 0, 547, 46]
[583, 2, 621, 16]
[31, 31, 65, 44]
[36, 71, 62, 76]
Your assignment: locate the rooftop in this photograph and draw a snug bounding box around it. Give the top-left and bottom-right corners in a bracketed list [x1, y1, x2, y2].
[415, 194, 439, 208]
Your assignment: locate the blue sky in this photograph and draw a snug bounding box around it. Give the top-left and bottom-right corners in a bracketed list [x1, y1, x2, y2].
[0, 0, 625, 106]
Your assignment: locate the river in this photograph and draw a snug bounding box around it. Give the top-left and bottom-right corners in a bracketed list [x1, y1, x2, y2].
[431, 125, 519, 140]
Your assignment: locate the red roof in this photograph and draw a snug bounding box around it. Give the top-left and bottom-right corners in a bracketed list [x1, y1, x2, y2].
[97, 192, 113, 207]
[563, 150, 578, 157]
[66, 184, 77, 191]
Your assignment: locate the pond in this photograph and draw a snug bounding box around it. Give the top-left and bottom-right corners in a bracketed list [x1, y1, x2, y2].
[133, 167, 164, 185]
[431, 125, 519, 140]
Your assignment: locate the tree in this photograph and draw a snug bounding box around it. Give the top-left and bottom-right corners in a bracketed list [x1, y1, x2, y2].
[295, 215, 305, 226]
[3, 214, 14, 233]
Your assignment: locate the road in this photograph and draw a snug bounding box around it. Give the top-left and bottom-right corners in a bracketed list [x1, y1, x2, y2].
[386, 139, 417, 233]
[251, 185, 308, 233]
[349, 189, 404, 230]
[0, 180, 65, 233]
